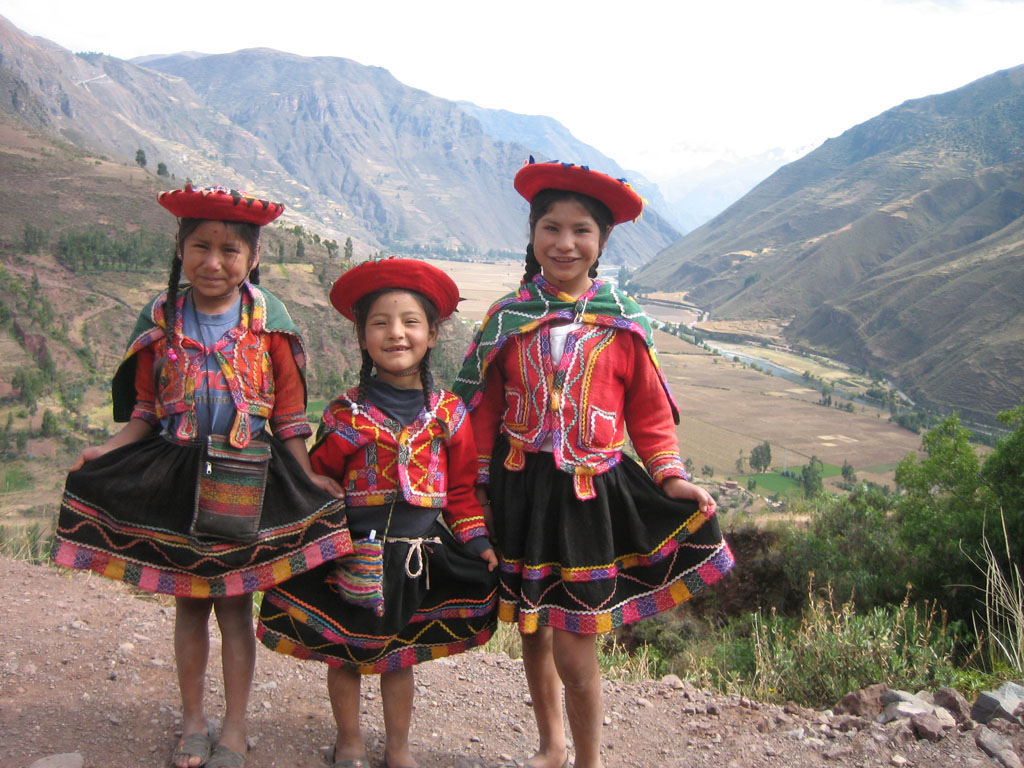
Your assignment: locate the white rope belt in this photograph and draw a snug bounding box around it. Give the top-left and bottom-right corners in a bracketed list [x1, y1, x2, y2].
[389, 536, 442, 588]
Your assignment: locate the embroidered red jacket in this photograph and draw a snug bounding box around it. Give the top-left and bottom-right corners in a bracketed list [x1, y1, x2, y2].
[470, 324, 687, 500]
[118, 285, 311, 447]
[310, 387, 488, 544]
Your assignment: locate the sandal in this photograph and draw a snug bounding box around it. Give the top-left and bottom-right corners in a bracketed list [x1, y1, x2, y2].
[326, 744, 371, 767]
[498, 754, 570, 768]
[172, 730, 213, 767]
[206, 744, 247, 768]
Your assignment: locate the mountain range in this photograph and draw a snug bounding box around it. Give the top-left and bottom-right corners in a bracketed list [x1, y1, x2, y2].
[632, 64, 1024, 422]
[3, 11, 1023, 422]
[0, 15, 678, 265]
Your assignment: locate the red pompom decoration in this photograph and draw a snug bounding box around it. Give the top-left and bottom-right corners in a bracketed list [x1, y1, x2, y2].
[157, 184, 284, 226]
[513, 158, 643, 225]
[330, 258, 461, 322]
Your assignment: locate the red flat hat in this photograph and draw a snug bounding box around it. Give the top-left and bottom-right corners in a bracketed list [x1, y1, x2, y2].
[157, 184, 284, 226]
[330, 258, 460, 322]
[513, 157, 643, 225]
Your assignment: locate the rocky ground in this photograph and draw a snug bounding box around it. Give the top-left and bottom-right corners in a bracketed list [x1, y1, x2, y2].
[3, 556, 1023, 768]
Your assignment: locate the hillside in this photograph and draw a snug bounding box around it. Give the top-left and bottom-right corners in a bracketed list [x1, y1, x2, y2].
[0, 14, 679, 265]
[632, 64, 1024, 421]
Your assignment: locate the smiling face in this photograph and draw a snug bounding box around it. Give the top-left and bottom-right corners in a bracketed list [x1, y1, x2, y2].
[178, 220, 258, 313]
[530, 198, 611, 298]
[359, 290, 438, 388]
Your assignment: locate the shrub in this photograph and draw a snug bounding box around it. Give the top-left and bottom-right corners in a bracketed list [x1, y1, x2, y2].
[894, 415, 990, 617]
[780, 485, 906, 610]
[748, 583, 960, 707]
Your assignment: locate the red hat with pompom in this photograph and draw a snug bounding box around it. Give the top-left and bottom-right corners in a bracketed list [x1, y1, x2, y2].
[513, 157, 643, 225]
[330, 257, 461, 322]
[157, 184, 284, 225]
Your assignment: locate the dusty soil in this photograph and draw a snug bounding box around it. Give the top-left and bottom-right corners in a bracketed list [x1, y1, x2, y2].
[3, 557, 1020, 768]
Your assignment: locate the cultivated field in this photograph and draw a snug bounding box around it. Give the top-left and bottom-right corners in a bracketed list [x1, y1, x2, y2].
[0, 257, 924, 535]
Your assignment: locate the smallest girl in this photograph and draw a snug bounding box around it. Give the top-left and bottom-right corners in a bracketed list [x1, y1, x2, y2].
[258, 258, 498, 768]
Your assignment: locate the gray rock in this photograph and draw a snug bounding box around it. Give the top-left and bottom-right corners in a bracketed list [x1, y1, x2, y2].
[998, 681, 1024, 701]
[910, 713, 946, 742]
[834, 683, 889, 717]
[933, 686, 972, 725]
[660, 673, 685, 690]
[877, 699, 932, 724]
[932, 706, 957, 729]
[975, 726, 1012, 758]
[972, 690, 1022, 725]
[996, 751, 1024, 768]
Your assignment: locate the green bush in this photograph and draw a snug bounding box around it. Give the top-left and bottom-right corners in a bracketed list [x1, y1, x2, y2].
[894, 415, 992, 618]
[748, 584, 960, 707]
[780, 485, 906, 610]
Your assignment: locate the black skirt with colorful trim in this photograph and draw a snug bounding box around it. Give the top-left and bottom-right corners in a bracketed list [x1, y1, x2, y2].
[257, 520, 498, 674]
[489, 436, 734, 635]
[52, 432, 351, 597]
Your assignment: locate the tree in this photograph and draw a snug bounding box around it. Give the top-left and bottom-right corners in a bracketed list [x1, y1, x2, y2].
[156, 162, 169, 177]
[702, 464, 715, 478]
[978, 404, 1024, 576]
[344, 236, 354, 261]
[749, 441, 772, 473]
[800, 456, 824, 498]
[841, 460, 857, 483]
[40, 409, 59, 437]
[135, 149, 147, 168]
[296, 238, 305, 260]
[23, 223, 47, 253]
[893, 414, 986, 610]
[617, 265, 630, 288]
[735, 450, 746, 474]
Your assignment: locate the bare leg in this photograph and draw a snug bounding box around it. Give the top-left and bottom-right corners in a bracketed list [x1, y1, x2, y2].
[552, 630, 603, 768]
[174, 597, 214, 768]
[327, 665, 366, 763]
[381, 667, 418, 768]
[520, 628, 570, 768]
[212, 593, 255, 756]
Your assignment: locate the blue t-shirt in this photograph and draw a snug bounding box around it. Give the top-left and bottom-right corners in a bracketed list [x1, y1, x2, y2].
[162, 293, 268, 439]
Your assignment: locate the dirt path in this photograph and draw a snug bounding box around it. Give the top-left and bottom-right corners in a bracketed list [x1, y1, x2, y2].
[2, 557, 1019, 768]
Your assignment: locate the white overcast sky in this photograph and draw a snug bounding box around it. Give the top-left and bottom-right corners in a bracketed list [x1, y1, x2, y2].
[4, 0, 1024, 180]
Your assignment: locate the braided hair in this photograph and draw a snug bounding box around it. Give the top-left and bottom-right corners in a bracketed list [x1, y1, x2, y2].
[352, 288, 441, 411]
[522, 189, 614, 284]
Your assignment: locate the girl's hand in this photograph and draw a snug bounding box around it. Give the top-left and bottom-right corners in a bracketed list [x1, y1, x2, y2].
[308, 472, 345, 500]
[479, 547, 498, 572]
[662, 476, 717, 516]
[70, 444, 112, 472]
[69, 418, 155, 471]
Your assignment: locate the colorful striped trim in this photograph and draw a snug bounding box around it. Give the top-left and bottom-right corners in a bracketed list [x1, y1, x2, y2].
[499, 507, 714, 582]
[257, 621, 494, 674]
[499, 540, 735, 635]
[262, 587, 497, 650]
[51, 532, 353, 598]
